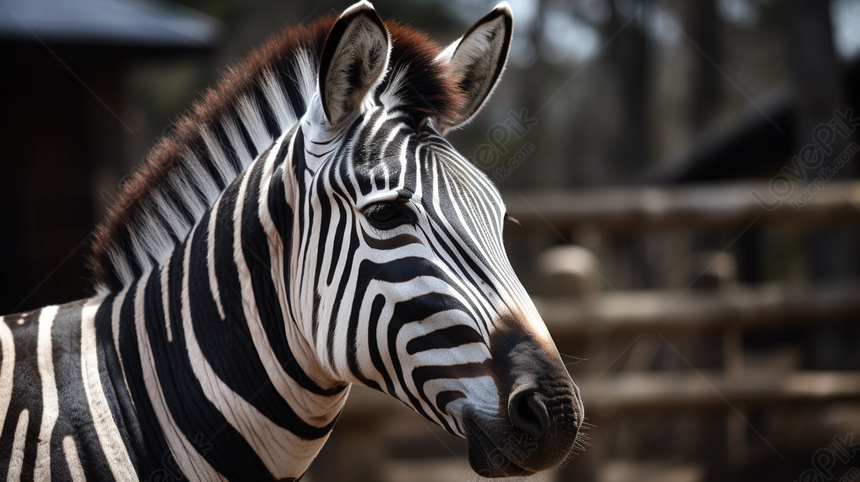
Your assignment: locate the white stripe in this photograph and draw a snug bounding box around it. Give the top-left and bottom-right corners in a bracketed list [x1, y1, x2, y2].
[160, 260, 173, 342]
[34, 306, 60, 480]
[0, 317, 15, 434]
[233, 164, 347, 422]
[80, 298, 138, 481]
[255, 134, 310, 370]
[62, 435, 87, 482]
[181, 224, 321, 478]
[207, 195, 226, 320]
[111, 287, 135, 412]
[6, 409, 29, 482]
[413, 142, 423, 199]
[134, 271, 227, 482]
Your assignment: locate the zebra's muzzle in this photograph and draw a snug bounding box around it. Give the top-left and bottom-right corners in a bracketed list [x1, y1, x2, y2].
[457, 330, 584, 477]
[464, 419, 535, 478]
[462, 389, 580, 478]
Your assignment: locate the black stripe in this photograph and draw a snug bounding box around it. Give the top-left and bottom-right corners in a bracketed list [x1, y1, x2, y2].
[267, 155, 299, 333]
[406, 324, 484, 355]
[311, 173, 333, 340]
[0, 309, 42, 480]
[144, 242, 275, 481]
[360, 226, 422, 250]
[325, 178, 349, 286]
[412, 361, 492, 433]
[234, 156, 345, 397]
[50, 301, 116, 479]
[387, 292, 469, 430]
[191, 199, 338, 439]
[364, 295, 389, 393]
[117, 280, 174, 477]
[94, 296, 150, 477]
[436, 390, 467, 414]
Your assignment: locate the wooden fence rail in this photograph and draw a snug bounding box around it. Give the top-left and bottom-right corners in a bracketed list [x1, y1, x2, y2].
[503, 181, 860, 233]
[535, 281, 860, 338]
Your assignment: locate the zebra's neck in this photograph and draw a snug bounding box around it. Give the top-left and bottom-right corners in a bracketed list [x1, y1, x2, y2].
[113, 128, 350, 481]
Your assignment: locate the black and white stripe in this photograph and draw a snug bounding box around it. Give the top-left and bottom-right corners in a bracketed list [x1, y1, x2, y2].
[1, 2, 583, 480]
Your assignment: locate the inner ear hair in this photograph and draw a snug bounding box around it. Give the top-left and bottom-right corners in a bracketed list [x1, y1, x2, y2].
[319, 1, 391, 126]
[437, 2, 513, 132]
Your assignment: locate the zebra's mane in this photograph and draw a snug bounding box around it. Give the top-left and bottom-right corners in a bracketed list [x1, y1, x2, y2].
[89, 15, 462, 293]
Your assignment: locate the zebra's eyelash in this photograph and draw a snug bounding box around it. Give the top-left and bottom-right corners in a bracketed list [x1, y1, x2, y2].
[363, 201, 418, 230]
[504, 214, 521, 226]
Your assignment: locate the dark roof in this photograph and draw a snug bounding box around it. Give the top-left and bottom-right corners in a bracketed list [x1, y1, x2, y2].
[646, 59, 860, 183]
[644, 87, 794, 183]
[0, 0, 222, 49]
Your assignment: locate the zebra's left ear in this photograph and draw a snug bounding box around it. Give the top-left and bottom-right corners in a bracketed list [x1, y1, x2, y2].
[319, 1, 391, 126]
[435, 2, 513, 133]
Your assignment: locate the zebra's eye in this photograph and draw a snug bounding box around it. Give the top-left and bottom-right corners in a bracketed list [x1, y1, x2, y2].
[363, 202, 415, 230]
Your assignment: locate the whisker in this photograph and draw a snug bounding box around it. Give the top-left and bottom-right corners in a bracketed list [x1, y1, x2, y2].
[559, 352, 587, 362]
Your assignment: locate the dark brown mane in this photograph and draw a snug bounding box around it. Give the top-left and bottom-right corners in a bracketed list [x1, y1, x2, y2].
[379, 21, 462, 118]
[88, 12, 462, 292]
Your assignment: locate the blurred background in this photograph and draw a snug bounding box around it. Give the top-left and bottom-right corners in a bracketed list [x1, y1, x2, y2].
[2, 0, 860, 480]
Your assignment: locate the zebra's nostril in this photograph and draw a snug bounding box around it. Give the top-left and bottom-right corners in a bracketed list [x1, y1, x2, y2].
[508, 390, 551, 439]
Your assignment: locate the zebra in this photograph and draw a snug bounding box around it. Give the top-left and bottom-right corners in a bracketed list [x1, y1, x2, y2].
[0, 1, 585, 480]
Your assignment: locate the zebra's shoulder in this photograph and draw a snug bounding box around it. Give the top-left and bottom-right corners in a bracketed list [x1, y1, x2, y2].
[1, 298, 95, 341]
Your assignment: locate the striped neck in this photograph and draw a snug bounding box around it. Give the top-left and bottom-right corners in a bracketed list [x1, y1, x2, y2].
[111, 130, 349, 481]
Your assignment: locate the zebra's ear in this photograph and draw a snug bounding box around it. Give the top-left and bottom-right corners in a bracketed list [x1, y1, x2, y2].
[319, 1, 391, 126]
[435, 2, 513, 133]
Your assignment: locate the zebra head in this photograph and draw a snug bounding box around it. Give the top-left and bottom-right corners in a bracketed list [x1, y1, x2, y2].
[285, 2, 584, 477]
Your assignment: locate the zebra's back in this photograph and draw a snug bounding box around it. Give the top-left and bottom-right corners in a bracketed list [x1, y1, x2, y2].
[0, 298, 144, 481]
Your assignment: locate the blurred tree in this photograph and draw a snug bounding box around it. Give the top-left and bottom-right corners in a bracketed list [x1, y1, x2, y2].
[785, 0, 859, 281]
[601, 0, 652, 182]
[786, 0, 854, 175]
[686, 0, 721, 131]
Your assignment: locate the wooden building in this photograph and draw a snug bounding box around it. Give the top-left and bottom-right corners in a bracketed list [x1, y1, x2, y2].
[0, 0, 221, 314]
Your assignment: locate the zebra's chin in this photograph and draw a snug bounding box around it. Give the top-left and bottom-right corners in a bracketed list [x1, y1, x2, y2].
[452, 329, 583, 477]
[461, 401, 579, 478]
[464, 419, 536, 478]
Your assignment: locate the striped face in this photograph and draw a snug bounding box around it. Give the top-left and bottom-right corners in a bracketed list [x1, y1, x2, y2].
[281, 3, 584, 475]
[294, 101, 583, 476]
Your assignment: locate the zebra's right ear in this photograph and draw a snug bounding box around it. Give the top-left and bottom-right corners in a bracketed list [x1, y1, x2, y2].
[435, 2, 513, 133]
[318, 1, 391, 126]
